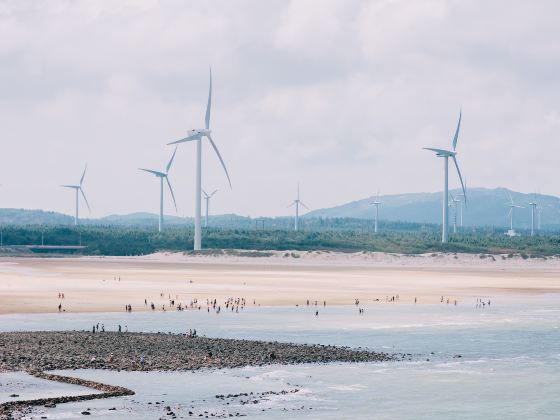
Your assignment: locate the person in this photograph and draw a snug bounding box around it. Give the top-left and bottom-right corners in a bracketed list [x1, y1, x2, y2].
[315, 310, 318, 316]
[140, 356, 145, 367]
[92, 325, 95, 333]
[58, 303, 62, 312]
[118, 324, 122, 333]
[414, 297, 417, 304]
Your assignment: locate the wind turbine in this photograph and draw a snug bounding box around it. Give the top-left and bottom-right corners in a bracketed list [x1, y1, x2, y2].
[456, 177, 467, 227]
[528, 195, 538, 237]
[139, 147, 178, 232]
[506, 191, 524, 236]
[61, 165, 90, 226]
[370, 192, 381, 233]
[449, 192, 461, 234]
[424, 110, 467, 243]
[168, 67, 231, 251]
[288, 184, 308, 231]
[202, 189, 217, 228]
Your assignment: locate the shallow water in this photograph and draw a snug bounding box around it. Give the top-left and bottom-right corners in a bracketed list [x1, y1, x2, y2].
[1, 295, 558, 419]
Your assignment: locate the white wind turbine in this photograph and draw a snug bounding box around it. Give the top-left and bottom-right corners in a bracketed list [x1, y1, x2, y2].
[456, 177, 467, 227]
[61, 165, 90, 226]
[288, 184, 308, 231]
[424, 110, 467, 243]
[506, 191, 524, 236]
[202, 188, 217, 228]
[528, 195, 538, 237]
[139, 147, 178, 232]
[449, 192, 461, 234]
[168, 68, 231, 250]
[370, 192, 381, 233]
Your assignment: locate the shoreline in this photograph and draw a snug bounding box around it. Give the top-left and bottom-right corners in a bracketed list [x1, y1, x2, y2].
[1, 251, 560, 314]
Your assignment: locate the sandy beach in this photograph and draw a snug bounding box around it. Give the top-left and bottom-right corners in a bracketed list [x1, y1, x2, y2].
[0, 250, 559, 314]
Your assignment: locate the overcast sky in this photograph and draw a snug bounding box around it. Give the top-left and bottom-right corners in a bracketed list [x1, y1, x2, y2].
[1, 0, 559, 218]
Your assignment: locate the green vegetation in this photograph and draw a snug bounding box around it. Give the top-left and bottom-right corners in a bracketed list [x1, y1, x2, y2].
[0, 223, 559, 257]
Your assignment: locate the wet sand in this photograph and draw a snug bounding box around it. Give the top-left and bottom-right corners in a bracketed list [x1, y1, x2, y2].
[0, 251, 559, 314]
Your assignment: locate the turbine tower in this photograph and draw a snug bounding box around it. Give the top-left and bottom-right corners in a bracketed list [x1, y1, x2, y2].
[61, 165, 90, 226]
[202, 189, 217, 228]
[424, 110, 467, 243]
[168, 68, 231, 250]
[506, 191, 524, 236]
[529, 198, 538, 237]
[288, 184, 308, 231]
[370, 192, 381, 233]
[139, 147, 178, 232]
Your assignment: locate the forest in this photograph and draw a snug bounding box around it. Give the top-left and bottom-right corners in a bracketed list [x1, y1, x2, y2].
[0, 221, 559, 257]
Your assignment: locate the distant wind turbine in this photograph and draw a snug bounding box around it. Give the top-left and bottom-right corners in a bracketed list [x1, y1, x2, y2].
[168, 67, 231, 250]
[288, 184, 308, 231]
[139, 147, 178, 232]
[424, 110, 467, 243]
[202, 189, 217, 228]
[370, 191, 381, 233]
[529, 195, 538, 237]
[506, 191, 524, 236]
[61, 165, 90, 226]
[449, 192, 461, 234]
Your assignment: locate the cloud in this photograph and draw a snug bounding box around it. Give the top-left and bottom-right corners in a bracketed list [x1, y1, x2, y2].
[0, 0, 559, 218]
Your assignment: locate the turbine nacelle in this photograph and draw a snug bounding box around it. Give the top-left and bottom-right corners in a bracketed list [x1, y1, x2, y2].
[423, 147, 457, 157]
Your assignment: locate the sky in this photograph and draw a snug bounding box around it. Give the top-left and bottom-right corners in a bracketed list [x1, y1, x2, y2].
[1, 0, 559, 218]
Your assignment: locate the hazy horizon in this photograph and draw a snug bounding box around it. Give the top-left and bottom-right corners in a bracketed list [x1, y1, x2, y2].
[1, 1, 559, 218]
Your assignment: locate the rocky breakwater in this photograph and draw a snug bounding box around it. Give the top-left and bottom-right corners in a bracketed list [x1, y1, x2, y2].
[0, 331, 393, 372]
[0, 331, 393, 418]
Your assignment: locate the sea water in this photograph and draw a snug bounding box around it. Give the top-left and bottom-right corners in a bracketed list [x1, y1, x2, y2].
[1, 295, 558, 419]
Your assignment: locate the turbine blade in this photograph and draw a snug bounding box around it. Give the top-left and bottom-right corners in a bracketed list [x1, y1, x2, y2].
[211, 189, 218, 197]
[452, 109, 461, 151]
[206, 134, 232, 188]
[166, 146, 178, 173]
[452, 156, 467, 206]
[202, 188, 208, 197]
[80, 188, 91, 211]
[80, 165, 87, 186]
[423, 147, 453, 156]
[61, 185, 78, 189]
[287, 201, 295, 208]
[139, 168, 165, 177]
[506, 190, 513, 204]
[205, 66, 212, 130]
[299, 201, 309, 210]
[165, 177, 178, 212]
[168, 133, 201, 145]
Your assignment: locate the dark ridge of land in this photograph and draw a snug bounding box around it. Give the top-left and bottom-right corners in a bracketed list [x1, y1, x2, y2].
[0, 371, 134, 419]
[0, 331, 393, 373]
